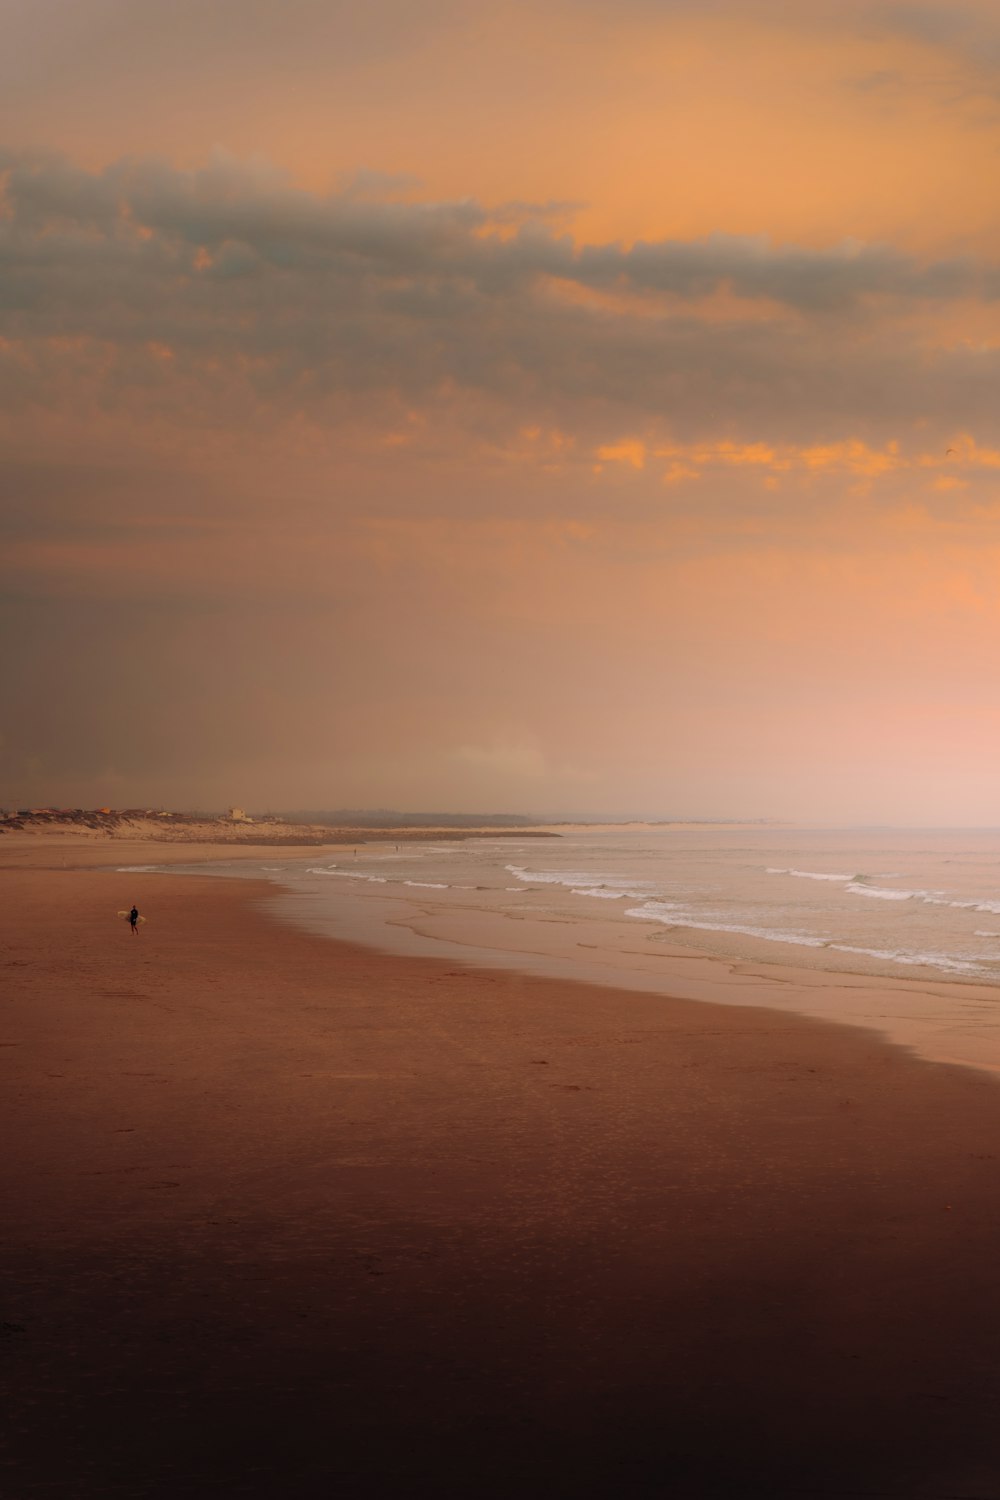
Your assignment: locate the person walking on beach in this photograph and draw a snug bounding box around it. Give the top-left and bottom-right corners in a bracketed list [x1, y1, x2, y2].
[128, 904, 140, 935]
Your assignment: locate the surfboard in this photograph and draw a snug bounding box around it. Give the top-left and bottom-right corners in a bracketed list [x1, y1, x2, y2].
[117, 910, 147, 923]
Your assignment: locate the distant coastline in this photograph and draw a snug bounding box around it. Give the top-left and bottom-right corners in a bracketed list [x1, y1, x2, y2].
[0, 809, 560, 847]
[0, 807, 787, 847]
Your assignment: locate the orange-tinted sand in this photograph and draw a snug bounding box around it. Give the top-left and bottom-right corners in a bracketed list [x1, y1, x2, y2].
[5, 850, 1000, 1496]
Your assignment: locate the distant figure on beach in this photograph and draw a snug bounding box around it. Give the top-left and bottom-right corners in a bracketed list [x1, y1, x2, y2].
[128, 904, 140, 935]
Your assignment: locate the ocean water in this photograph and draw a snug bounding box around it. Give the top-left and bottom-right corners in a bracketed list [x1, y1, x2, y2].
[140, 827, 1000, 1075]
[264, 826, 1000, 979]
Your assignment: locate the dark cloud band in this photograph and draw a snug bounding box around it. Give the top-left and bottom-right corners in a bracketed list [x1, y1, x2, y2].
[2, 147, 999, 441]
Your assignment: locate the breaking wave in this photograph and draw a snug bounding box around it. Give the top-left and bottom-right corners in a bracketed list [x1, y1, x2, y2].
[626, 901, 987, 976]
[625, 901, 830, 949]
[506, 864, 652, 900]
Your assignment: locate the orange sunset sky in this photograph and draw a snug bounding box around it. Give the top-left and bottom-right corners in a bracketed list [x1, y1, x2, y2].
[4, 0, 1000, 822]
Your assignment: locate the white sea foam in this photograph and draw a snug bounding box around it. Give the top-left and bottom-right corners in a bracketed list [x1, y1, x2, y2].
[843, 883, 1000, 911]
[767, 867, 854, 882]
[830, 943, 983, 976]
[116, 864, 161, 872]
[506, 864, 597, 886]
[403, 881, 449, 889]
[307, 868, 387, 883]
[627, 900, 985, 973]
[625, 900, 686, 918]
[506, 864, 651, 899]
[624, 902, 830, 948]
[845, 882, 942, 902]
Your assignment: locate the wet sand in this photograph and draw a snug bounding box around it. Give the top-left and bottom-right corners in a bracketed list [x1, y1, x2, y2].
[5, 852, 1000, 1496]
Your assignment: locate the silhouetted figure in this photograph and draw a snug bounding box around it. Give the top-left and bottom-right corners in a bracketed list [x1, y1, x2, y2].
[129, 904, 140, 935]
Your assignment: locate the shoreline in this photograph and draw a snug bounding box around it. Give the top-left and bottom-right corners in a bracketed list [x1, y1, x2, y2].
[262, 871, 1000, 1081]
[6, 854, 1000, 1492]
[50, 831, 1000, 1082]
[15, 834, 1000, 1080]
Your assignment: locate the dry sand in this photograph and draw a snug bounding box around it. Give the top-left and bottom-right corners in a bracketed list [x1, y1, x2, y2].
[5, 843, 1000, 1497]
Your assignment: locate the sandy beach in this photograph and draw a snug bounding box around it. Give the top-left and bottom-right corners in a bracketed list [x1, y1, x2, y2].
[6, 842, 1000, 1496]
